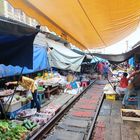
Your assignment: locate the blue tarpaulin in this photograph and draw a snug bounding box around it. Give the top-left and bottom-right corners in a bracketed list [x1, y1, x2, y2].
[128, 57, 135, 67]
[0, 45, 50, 77]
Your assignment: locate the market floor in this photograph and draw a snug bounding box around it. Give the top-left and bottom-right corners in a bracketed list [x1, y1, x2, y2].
[96, 99, 140, 140]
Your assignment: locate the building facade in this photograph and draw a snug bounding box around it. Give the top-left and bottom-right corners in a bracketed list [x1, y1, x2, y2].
[0, 0, 49, 31]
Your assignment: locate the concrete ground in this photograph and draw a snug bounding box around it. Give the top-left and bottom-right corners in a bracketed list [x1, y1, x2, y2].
[95, 99, 140, 140]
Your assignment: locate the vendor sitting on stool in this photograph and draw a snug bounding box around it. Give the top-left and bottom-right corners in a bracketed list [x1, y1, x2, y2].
[116, 72, 130, 97]
[122, 70, 140, 108]
[67, 72, 74, 83]
[5, 76, 41, 112]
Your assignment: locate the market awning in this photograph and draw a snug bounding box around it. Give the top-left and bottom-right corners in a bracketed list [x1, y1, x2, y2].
[7, 0, 140, 50]
[0, 17, 37, 68]
[92, 41, 140, 64]
[0, 45, 50, 77]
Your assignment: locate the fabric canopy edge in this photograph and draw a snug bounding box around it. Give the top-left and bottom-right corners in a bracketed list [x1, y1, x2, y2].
[7, 0, 140, 51]
[7, 0, 89, 50]
[91, 41, 140, 64]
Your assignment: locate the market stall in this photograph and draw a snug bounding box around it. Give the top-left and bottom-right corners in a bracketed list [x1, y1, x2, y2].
[36, 71, 67, 98]
[0, 17, 89, 140]
[0, 17, 41, 139]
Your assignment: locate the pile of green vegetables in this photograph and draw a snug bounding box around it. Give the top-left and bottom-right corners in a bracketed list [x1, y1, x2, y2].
[22, 119, 37, 131]
[0, 120, 28, 140]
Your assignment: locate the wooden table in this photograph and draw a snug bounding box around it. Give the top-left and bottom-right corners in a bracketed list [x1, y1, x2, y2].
[44, 83, 61, 99]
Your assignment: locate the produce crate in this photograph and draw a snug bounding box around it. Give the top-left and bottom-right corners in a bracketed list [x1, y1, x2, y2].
[121, 109, 140, 122]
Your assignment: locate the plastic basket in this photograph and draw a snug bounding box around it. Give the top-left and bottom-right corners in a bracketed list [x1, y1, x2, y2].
[106, 94, 116, 100]
[7, 107, 21, 119]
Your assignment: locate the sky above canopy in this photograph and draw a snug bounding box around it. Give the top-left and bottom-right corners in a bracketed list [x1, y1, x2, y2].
[7, 0, 140, 51]
[104, 26, 140, 54]
[92, 25, 140, 54]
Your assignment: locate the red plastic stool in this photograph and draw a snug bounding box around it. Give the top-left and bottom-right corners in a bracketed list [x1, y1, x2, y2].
[81, 81, 88, 87]
[66, 84, 72, 89]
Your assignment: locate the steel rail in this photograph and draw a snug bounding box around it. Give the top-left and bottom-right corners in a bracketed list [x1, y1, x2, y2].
[30, 79, 97, 140]
[86, 92, 105, 140]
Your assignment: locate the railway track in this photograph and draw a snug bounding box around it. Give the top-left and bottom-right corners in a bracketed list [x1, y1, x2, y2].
[30, 80, 105, 140]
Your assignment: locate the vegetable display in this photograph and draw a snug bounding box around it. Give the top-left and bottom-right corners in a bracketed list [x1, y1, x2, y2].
[22, 119, 37, 131]
[0, 120, 28, 140]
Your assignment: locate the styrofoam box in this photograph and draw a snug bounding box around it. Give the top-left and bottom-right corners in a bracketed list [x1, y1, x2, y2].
[5, 100, 21, 112]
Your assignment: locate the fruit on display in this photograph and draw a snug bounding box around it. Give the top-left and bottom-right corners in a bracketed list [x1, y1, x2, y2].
[17, 109, 36, 118]
[21, 97, 27, 103]
[15, 95, 21, 101]
[0, 89, 14, 96]
[31, 112, 50, 125]
[18, 110, 27, 117]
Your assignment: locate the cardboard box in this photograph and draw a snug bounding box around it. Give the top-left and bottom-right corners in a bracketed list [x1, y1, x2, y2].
[121, 109, 140, 122]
